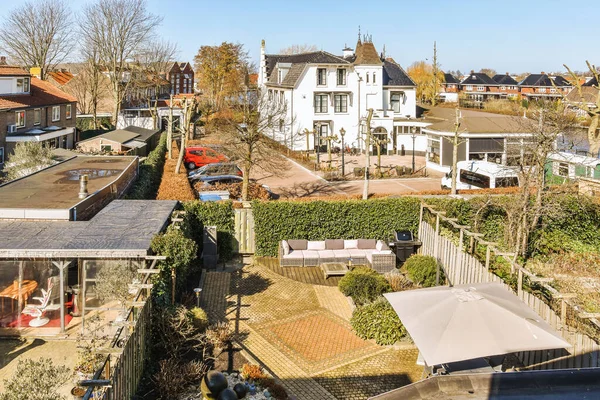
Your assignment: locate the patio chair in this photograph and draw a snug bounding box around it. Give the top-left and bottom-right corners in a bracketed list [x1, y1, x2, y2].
[21, 277, 61, 327]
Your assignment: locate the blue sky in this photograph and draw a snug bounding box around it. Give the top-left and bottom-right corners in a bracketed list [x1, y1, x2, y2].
[3, 0, 599, 74]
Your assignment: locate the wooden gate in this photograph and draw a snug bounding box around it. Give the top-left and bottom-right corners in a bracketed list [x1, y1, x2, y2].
[234, 207, 255, 254]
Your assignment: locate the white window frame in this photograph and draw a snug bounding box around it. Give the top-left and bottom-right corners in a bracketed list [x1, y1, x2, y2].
[34, 108, 41, 125]
[66, 104, 72, 119]
[477, 86, 485, 91]
[15, 110, 25, 128]
[336, 68, 346, 86]
[334, 94, 348, 113]
[314, 94, 328, 113]
[466, 85, 473, 91]
[52, 106, 60, 122]
[100, 144, 113, 152]
[390, 93, 403, 113]
[373, 72, 376, 84]
[317, 68, 327, 86]
[538, 88, 547, 93]
[366, 73, 370, 84]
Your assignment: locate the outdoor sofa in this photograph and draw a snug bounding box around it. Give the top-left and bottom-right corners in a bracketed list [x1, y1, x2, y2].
[278, 239, 396, 273]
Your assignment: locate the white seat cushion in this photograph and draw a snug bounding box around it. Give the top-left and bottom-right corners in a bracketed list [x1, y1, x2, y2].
[283, 250, 304, 259]
[367, 250, 393, 262]
[348, 249, 367, 258]
[302, 250, 320, 259]
[317, 250, 335, 259]
[332, 249, 351, 259]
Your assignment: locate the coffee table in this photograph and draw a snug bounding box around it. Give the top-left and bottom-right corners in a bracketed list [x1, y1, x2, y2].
[320, 262, 349, 279]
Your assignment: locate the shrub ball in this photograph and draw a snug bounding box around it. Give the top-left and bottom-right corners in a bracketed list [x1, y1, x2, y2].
[218, 388, 239, 400]
[201, 371, 228, 398]
[233, 383, 248, 399]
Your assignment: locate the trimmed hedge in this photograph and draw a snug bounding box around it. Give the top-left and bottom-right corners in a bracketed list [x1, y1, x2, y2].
[351, 297, 406, 345]
[182, 201, 235, 261]
[338, 267, 391, 305]
[127, 132, 167, 200]
[252, 198, 420, 256]
[403, 255, 440, 287]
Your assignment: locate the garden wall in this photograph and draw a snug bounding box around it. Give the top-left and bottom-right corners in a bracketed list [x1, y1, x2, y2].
[252, 198, 421, 256]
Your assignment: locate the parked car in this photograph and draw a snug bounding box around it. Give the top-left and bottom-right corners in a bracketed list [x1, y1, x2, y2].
[441, 161, 520, 190]
[184, 146, 228, 169]
[188, 163, 242, 182]
[196, 175, 244, 187]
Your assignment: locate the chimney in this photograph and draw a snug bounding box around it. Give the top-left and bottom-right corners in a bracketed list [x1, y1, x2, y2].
[506, 72, 510, 75]
[29, 67, 41, 79]
[258, 39, 266, 87]
[78, 175, 89, 199]
[470, 70, 475, 74]
[342, 44, 354, 59]
[0, 56, 6, 65]
[541, 71, 546, 75]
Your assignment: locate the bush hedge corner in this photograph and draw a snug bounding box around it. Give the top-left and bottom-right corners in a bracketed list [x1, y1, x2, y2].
[351, 297, 406, 345]
[127, 132, 167, 200]
[338, 267, 391, 306]
[403, 255, 440, 287]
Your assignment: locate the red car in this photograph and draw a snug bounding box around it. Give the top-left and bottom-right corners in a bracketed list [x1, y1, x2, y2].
[184, 146, 228, 169]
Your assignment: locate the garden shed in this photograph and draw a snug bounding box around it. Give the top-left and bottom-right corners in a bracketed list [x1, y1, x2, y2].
[0, 200, 177, 335]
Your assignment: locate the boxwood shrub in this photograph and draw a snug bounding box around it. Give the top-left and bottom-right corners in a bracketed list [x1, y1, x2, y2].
[127, 132, 167, 200]
[351, 297, 406, 345]
[182, 201, 235, 261]
[338, 267, 392, 305]
[403, 255, 440, 287]
[252, 197, 420, 256]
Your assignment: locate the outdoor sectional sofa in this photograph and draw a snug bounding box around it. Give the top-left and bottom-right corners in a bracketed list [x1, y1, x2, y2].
[278, 239, 396, 273]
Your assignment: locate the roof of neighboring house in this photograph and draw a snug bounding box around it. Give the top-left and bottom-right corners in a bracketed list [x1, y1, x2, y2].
[460, 72, 497, 86]
[0, 77, 76, 110]
[383, 59, 415, 87]
[548, 151, 600, 167]
[265, 51, 350, 81]
[48, 70, 75, 86]
[519, 73, 572, 87]
[123, 125, 161, 141]
[248, 73, 258, 85]
[0, 65, 30, 76]
[492, 73, 519, 85]
[584, 77, 598, 87]
[565, 85, 598, 104]
[79, 126, 160, 146]
[353, 41, 382, 65]
[443, 73, 460, 85]
[424, 107, 536, 134]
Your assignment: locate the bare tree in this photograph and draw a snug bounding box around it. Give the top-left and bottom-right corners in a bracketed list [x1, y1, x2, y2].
[0, 0, 73, 80]
[81, 0, 162, 126]
[563, 61, 600, 156]
[278, 44, 318, 55]
[225, 88, 290, 201]
[450, 108, 466, 195]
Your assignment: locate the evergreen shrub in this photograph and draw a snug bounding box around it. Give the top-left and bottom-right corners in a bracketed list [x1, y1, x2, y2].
[403, 255, 439, 287]
[338, 267, 391, 305]
[351, 297, 406, 345]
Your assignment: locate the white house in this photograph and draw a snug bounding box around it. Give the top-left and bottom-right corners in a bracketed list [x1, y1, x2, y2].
[259, 37, 428, 155]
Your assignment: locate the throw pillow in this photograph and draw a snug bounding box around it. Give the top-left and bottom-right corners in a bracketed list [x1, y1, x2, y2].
[281, 240, 290, 255]
[325, 239, 344, 250]
[344, 239, 359, 249]
[376, 241, 384, 251]
[358, 239, 377, 249]
[307, 240, 326, 250]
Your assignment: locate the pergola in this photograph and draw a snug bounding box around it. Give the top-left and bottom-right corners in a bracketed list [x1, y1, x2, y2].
[0, 200, 177, 334]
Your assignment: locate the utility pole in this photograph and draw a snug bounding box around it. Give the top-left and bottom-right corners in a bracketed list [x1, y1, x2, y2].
[168, 94, 173, 159]
[451, 107, 461, 195]
[362, 108, 374, 200]
[432, 41, 439, 107]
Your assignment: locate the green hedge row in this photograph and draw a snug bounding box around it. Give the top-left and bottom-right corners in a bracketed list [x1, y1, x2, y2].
[252, 198, 421, 257]
[126, 132, 167, 200]
[182, 201, 235, 261]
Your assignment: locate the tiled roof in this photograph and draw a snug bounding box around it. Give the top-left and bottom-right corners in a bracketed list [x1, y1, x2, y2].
[492, 74, 519, 85]
[354, 42, 382, 66]
[443, 73, 460, 85]
[265, 51, 349, 79]
[267, 63, 306, 87]
[519, 73, 572, 87]
[0, 77, 76, 110]
[0, 65, 30, 76]
[566, 86, 598, 103]
[583, 77, 598, 87]
[48, 70, 74, 85]
[461, 72, 497, 86]
[383, 59, 415, 87]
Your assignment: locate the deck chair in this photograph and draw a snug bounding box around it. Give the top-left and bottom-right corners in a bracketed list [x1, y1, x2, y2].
[22, 277, 61, 327]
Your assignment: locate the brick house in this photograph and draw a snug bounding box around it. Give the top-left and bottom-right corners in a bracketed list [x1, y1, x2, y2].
[167, 62, 194, 95]
[491, 73, 520, 99]
[460, 71, 504, 102]
[518, 73, 572, 101]
[440, 73, 460, 102]
[0, 61, 77, 167]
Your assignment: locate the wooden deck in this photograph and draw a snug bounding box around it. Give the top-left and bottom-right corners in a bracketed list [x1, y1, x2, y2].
[255, 257, 342, 287]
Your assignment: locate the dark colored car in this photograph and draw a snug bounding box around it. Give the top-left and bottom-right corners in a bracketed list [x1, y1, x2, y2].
[188, 163, 242, 182]
[196, 175, 244, 187]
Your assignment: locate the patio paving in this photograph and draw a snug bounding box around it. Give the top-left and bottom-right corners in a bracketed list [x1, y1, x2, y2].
[201, 262, 423, 400]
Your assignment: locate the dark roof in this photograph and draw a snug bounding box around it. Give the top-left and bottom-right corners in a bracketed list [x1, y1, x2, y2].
[0, 200, 177, 258]
[519, 73, 572, 87]
[492, 74, 519, 85]
[460, 72, 497, 86]
[265, 51, 349, 80]
[443, 73, 460, 84]
[383, 59, 415, 87]
[583, 77, 598, 87]
[123, 125, 161, 141]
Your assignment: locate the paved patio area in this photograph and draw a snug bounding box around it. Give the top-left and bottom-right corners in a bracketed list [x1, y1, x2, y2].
[201, 262, 423, 400]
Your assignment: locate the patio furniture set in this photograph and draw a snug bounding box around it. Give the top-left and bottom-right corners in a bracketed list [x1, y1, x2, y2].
[278, 238, 396, 275]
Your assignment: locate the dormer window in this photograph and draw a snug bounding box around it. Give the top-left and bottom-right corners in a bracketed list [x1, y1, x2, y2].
[317, 68, 327, 86]
[16, 77, 30, 93]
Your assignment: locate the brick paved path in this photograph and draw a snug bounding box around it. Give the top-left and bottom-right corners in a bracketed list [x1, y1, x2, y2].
[201, 264, 423, 400]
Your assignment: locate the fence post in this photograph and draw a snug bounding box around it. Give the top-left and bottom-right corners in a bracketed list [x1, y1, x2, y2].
[418, 202, 424, 237]
[517, 267, 523, 297]
[434, 213, 440, 286]
[485, 246, 491, 273]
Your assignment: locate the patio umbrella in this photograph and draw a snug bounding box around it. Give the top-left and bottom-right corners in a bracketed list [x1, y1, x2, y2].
[384, 282, 572, 366]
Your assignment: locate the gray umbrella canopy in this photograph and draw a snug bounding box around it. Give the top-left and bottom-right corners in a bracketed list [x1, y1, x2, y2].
[384, 282, 571, 366]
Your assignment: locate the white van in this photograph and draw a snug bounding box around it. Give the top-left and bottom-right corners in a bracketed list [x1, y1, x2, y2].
[441, 161, 520, 190]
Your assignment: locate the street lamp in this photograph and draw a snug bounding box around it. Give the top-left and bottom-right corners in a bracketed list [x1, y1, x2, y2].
[193, 288, 202, 308]
[411, 126, 417, 173]
[315, 126, 321, 168]
[339, 127, 346, 177]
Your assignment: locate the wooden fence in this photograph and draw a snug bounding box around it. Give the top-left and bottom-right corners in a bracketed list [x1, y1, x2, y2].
[234, 207, 255, 254]
[418, 219, 600, 370]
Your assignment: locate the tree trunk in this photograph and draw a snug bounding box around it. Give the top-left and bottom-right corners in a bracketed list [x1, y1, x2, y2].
[242, 148, 251, 201]
[168, 95, 173, 159]
[588, 115, 600, 156]
[451, 108, 461, 195]
[376, 143, 382, 178]
[362, 109, 374, 200]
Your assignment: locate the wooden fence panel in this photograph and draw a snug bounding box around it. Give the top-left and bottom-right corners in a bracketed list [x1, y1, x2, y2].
[418, 221, 600, 370]
[234, 208, 255, 254]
